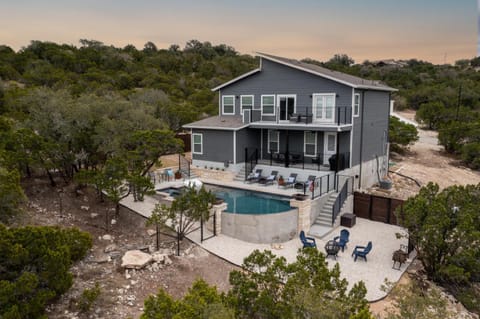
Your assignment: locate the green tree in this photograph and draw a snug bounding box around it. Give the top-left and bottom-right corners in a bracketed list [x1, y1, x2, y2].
[415, 101, 446, 129]
[398, 182, 480, 314]
[141, 249, 372, 319]
[382, 279, 451, 319]
[389, 116, 419, 153]
[153, 186, 215, 250]
[0, 167, 25, 223]
[0, 225, 92, 319]
[227, 249, 371, 319]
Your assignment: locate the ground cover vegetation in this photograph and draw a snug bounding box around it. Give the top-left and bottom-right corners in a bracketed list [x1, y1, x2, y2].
[399, 182, 480, 314]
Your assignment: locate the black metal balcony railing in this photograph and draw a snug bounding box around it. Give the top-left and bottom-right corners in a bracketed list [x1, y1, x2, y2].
[244, 106, 352, 125]
[266, 151, 350, 171]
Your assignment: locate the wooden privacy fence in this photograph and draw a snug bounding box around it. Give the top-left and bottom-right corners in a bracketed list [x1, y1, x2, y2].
[354, 192, 404, 225]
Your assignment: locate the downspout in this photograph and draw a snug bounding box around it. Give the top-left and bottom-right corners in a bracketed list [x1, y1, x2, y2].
[358, 91, 366, 189]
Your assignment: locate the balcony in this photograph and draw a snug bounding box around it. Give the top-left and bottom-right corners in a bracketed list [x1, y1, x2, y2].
[243, 106, 352, 131]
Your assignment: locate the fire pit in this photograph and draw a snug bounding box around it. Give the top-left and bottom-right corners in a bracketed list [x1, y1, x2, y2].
[324, 240, 340, 260]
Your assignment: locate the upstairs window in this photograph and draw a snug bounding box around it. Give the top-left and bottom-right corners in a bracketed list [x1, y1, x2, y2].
[312, 93, 335, 123]
[222, 95, 235, 115]
[192, 133, 203, 154]
[240, 95, 254, 114]
[354, 93, 360, 117]
[261, 95, 275, 116]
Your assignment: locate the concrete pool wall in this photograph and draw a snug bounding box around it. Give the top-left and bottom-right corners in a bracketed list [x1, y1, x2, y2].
[221, 209, 298, 244]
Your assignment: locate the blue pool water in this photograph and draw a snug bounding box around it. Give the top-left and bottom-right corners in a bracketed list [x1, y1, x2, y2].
[157, 185, 292, 215]
[206, 185, 292, 215]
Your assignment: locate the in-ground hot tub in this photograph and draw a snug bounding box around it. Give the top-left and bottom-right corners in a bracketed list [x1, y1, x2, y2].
[207, 185, 298, 244]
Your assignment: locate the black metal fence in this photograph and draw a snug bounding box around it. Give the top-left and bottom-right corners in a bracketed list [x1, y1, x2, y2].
[266, 151, 350, 171]
[310, 172, 336, 199]
[331, 175, 353, 224]
[245, 106, 352, 125]
[244, 148, 259, 180]
[178, 154, 190, 179]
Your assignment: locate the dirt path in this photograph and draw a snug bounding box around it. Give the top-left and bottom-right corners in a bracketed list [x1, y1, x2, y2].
[386, 110, 480, 199]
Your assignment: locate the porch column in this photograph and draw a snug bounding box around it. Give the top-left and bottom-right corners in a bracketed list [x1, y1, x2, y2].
[285, 130, 290, 168]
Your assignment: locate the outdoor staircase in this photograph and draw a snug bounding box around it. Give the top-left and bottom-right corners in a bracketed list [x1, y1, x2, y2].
[309, 192, 341, 238]
[314, 193, 337, 227]
[233, 166, 246, 182]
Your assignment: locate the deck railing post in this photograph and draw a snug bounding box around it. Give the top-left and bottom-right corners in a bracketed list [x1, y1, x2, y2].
[200, 216, 204, 242]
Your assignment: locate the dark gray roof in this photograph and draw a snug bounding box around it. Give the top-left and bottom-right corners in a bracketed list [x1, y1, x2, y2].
[212, 52, 396, 92]
[256, 53, 396, 91]
[183, 116, 247, 130]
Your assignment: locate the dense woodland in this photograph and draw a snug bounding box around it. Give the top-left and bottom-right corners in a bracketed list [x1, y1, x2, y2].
[0, 40, 479, 317]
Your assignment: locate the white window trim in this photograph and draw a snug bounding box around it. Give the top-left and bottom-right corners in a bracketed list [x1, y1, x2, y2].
[222, 95, 235, 115]
[353, 93, 360, 117]
[312, 93, 336, 123]
[261, 94, 276, 116]
[303, 131, 317, 157]
[277, 94, 297, 121]
[240, 95, 254, 115]
[192, 133, 203, 155]
[267, 130, 279, 154]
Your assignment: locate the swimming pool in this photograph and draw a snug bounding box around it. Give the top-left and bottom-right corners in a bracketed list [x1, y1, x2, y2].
[207, 185, 292, 214]
[157, 185, 292, 214]
[156, 184, 298, 243]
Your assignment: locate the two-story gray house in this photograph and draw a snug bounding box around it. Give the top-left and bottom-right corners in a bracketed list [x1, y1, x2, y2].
[184, 53, 396, 189]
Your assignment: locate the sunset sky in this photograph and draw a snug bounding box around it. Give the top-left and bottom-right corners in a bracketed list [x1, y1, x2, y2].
[0, 0, 477, 64]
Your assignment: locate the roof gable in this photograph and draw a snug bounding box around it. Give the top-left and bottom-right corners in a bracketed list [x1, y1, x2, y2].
[212, 52, 396, 92]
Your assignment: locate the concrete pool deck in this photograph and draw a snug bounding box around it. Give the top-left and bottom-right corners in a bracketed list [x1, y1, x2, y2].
[121, 178, 414, 301]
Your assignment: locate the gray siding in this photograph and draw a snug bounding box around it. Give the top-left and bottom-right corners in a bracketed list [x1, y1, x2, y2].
[191, 129, 233, 164]
[221, 59, 352, 120]
[352, 90, 390, 166]
[236, 128, 261, 163]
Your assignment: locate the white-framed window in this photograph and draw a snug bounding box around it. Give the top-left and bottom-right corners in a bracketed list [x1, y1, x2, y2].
[304, 131, 317, 157]
[240, 95, 254, 114]
[222, 95, 235, 115]
[267, 130, 279, 153]
[353, 93, 360, 117]
[192, 133, 203, 154]
[312, 93, 335, 123]
[261, 95, 275, 116]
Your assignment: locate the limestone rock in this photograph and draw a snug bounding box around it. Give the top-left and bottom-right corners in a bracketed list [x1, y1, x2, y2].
[102, 234, 113, 241]
[121, 250, 153, 269]
[104, 244, 118, 253]
[147, 229, 156, 236]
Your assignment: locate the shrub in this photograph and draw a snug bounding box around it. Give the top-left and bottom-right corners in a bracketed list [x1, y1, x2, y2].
[77, 283, 101, 313]
[0, 225, 92, 319]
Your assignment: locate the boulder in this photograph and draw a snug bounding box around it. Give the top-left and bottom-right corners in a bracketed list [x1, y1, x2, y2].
[121, 250, 153, 269]
[102, 234, 113, 241]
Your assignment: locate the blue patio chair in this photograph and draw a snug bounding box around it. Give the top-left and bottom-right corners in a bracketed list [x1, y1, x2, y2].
[299, 230, 316, 248]
[333, 229, 350, 252]
[352, 241, 372, 262]
[246, 169, 262, 183]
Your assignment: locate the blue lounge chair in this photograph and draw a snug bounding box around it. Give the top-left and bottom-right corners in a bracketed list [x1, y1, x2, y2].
[258, 170, 278, 186]
[282, 173, 297, 188]
[246, 169, 262, 183]
[333, 229, 350, 252]
[299, 230, 316, 248]
[352, 241, 372, 262]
